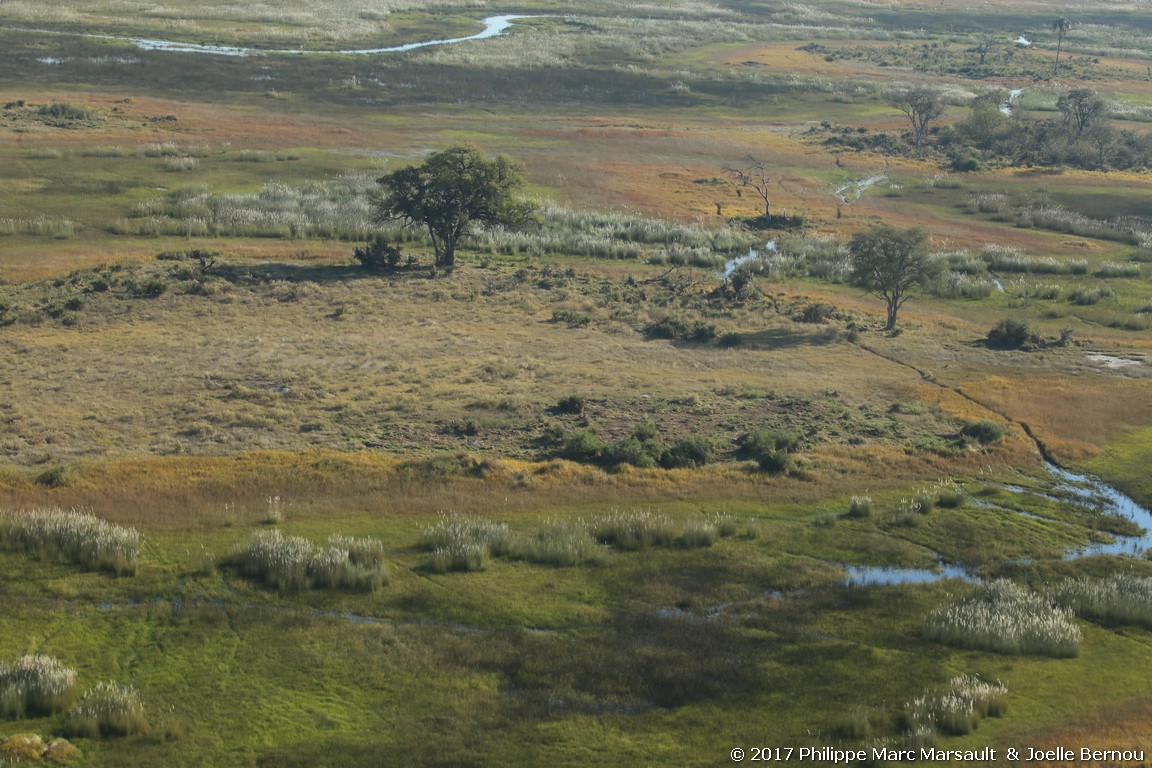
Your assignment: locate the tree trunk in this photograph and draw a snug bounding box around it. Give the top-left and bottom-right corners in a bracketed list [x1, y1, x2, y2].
[886, 300, 899, 330]
[437, 242, 456, 272]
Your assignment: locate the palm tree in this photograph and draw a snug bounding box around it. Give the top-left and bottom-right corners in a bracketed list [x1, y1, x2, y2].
[1051, 17, 1071, 75]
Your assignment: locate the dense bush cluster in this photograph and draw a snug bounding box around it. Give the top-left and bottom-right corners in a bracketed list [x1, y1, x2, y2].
[556, 422, 712, 470]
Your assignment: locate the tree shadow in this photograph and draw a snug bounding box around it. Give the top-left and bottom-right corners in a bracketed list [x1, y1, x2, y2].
[719, 325, 842, 351]
[210, 261, 433, 286]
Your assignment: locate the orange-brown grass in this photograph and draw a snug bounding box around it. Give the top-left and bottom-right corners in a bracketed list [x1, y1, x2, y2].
[0, 445, 975, 533]
[1019, 697, 1152, 767]
[963, 376, 1152, 463]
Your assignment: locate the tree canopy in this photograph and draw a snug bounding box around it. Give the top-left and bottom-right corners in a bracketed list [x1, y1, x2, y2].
[373, 146, 535, 272]
[848, 225, 939, 331]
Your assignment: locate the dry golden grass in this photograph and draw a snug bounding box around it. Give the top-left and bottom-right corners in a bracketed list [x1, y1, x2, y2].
[963, 375, 1152, 462]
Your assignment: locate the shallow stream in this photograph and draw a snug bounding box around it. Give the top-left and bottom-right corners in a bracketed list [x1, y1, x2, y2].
[76, 15, 533, 57]
[845, 463, 1152, 585]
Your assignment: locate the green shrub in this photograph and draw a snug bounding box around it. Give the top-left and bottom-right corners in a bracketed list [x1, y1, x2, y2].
[738, 428, 800, 474]
[63, 682, 147, 738]
[559, 429, 609, 464]
[552, 395, 586, 415]
[353, 236, 402, 270]
[0, 655, 78, 718]
[986, 318, 1035, 349]
[793, 301, 839, 323]
[659, 438, 711, 469]
[604, 437, 662, 469]
[962, 419, 1008, 445]
[36, 102, 93, 122]
[645, 315, 716, 342]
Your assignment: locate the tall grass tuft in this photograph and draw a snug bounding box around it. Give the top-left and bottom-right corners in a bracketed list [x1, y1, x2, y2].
[511, 519, 600, 567]
[0, 655, 78, 718]
[680, 518, 717, 548]
[905, 675, 1007, 737]
[63, 682, 147, 738]
[233, 530, 388, 591]
[421, 513, 511, 573]
[1050, 574, 1152, 627]
[924, 580, 1081, 657]
[592, 509, 677, 550]
[0, 508, 140, 575]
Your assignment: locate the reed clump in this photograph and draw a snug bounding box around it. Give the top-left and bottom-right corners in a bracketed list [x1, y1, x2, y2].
[233, 530, 388, 591]
[592, 509, 678, 551]
[511, 519, 600, 567]
[905, 674, 1007, 736]
[421, 513, 512, 573]
[0, 508, 140, 575]
[1050, 574, 1152, 627]
[924, 580, 1081, 657]
[0, 655, 79, 718]
[62, 682, 147, 738]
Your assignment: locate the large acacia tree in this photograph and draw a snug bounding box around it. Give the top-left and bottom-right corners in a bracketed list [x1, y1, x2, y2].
[373, 146, 535, 272]
[848, 225, 939, 331]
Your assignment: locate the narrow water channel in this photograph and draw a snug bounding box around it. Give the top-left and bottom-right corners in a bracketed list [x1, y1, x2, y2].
[845, 463, 1152, 586]
[84, 15, 534, 57]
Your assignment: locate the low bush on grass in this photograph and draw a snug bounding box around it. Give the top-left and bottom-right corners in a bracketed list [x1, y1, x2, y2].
[904, 674, 1007, 737]
[986, 318, 1036, 350]
[1050, 574, 1152, 627]
[593, 509, 677, 551]
[924, 580, 1081, 657]
[737, 429, 800, 474]
[0, 508, 141, 575]
[0, 655, 78, 718]
[556, 425, 711, 470]
[421, 513, 511, 573]
[961, 419, 1008, 445]
[233, 530, 388, 591]
[353, 236, 403, 270]
[63, 682, 147, 738]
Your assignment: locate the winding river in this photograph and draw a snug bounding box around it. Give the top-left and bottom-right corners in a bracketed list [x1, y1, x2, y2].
[847, 463, 1152, 586]
[90, 15, 534, 57]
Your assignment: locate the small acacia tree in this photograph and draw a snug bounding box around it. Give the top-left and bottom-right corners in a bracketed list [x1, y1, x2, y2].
[895, 85, 945, 150]
[372, 145, 535, 272]
[848, 225, 939, 331]
[1056, 88, 1106, 136]
[723, 156, 772, 224]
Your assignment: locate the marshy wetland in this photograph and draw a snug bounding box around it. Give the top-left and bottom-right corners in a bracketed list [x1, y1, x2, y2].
[2, 0, 1152, 765]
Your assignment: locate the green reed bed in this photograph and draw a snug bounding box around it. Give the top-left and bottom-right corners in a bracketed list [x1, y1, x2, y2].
[0, 508, 140, 575]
